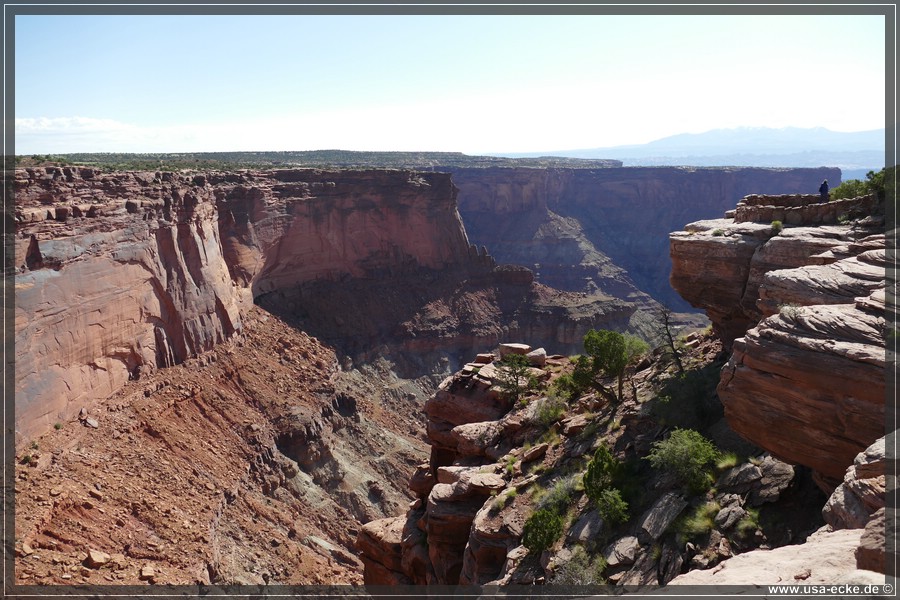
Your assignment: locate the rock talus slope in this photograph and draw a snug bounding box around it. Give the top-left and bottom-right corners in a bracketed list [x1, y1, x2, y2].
[14, 306, 429, 585]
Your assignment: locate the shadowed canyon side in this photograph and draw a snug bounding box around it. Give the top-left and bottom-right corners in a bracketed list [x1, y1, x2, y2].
[669, 192, 886, 485]
[450, 166, 841, 313]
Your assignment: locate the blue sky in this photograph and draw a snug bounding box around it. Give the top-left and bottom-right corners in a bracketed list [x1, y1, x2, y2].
[14, 12, 887, 154]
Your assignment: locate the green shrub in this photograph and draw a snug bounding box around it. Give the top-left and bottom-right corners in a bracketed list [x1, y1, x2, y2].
[770, 220, 783, 234]
[583, 445, 622, 503]
[646, 428, 721, 494]
[54, 422, 63, 430]
[522, 507, 564, 553]
[535, 396, 567, 428]
[736, 507, 760, 538]
[674, 501, 720, 539]
[552, 545, 607, 585]
[715, 451, 740, 471]
[493, 488, 517, 511]
[711, 229, 725, 237]
[550, 373, 584, 402]
[573, 329, 631, 403]
[497, 353, 532, 406]
[595, 488, 629, 525]
[537, 474, 580, 513]
[830, 178, 868, 200]
[830, 168, 890, 201]
[623, 334, 650, 363]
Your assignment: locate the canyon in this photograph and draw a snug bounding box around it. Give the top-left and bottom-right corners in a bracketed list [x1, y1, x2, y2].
[11, 160, 887, 589]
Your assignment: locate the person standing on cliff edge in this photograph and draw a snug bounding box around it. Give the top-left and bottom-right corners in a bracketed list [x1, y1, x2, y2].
[819, 179, 829, 201]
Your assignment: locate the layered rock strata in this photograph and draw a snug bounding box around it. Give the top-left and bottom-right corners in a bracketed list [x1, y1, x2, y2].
[356, 345, 550, 586]
[12, 167, 488, 446]
[823, 437, 887, 530]
[669, 193, 885, 485]
[452, 166, 840, 312]
[14, 165, 656, 448]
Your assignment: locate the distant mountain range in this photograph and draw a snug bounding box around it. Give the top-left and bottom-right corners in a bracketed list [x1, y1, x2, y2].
[498, 127, 886, 181]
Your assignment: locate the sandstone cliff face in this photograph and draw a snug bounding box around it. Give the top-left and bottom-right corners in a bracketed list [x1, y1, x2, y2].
[13, 167, 487, 446]
[15, 166, 657, 447]
[452, 166, 840, 313]
[668, 194, 885, 485]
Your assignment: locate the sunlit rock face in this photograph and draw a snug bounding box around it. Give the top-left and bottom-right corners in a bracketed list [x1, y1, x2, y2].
[13, 167, 484, 445]
[669, 190, 885, 486]
[13, 166, 643, 447]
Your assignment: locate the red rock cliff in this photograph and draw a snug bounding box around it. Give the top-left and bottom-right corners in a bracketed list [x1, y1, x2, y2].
[668, 193, 885, 485]
[13, 167, 484, 446]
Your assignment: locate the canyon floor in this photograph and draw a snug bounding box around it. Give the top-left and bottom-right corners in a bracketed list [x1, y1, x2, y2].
[14, 305, 433, 586]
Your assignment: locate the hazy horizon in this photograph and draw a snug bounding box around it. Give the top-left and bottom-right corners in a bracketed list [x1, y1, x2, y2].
[14, 12, 887, 155]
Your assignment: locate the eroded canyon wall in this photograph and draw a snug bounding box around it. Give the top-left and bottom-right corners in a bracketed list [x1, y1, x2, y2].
[451, 166, 842, 311]
[14, 166, 649, 447]
[13, 167, 488, 446]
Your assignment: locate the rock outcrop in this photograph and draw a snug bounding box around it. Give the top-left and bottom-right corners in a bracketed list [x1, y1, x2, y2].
[669, 193, 885, 485]
[823, 437, 887, 530]
[356, 345, 551, 586]
[668, 526, 884, 586]
[356, 338, 815, 587]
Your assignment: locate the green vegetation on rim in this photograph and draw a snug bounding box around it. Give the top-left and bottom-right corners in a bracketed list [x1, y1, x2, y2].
[15, 150, 622, 172]
[830, 166, 892, 201]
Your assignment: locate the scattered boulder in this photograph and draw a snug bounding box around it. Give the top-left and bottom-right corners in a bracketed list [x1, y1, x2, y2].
[714, 505, 747, 530]
[498, 343, 531, 359]
[521, 443, 548, 464]
[474, 353, 494, 364]
[525, 348, 547, 367]
[84, 549, 111, 568]
[717, 455, 794, 506]
[603, 535, 640, 569]
[823, 437, 886, 529]
[566, 509, 604, 545]
[637, 492, 687, 544]
[751, 456, 795, 504]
